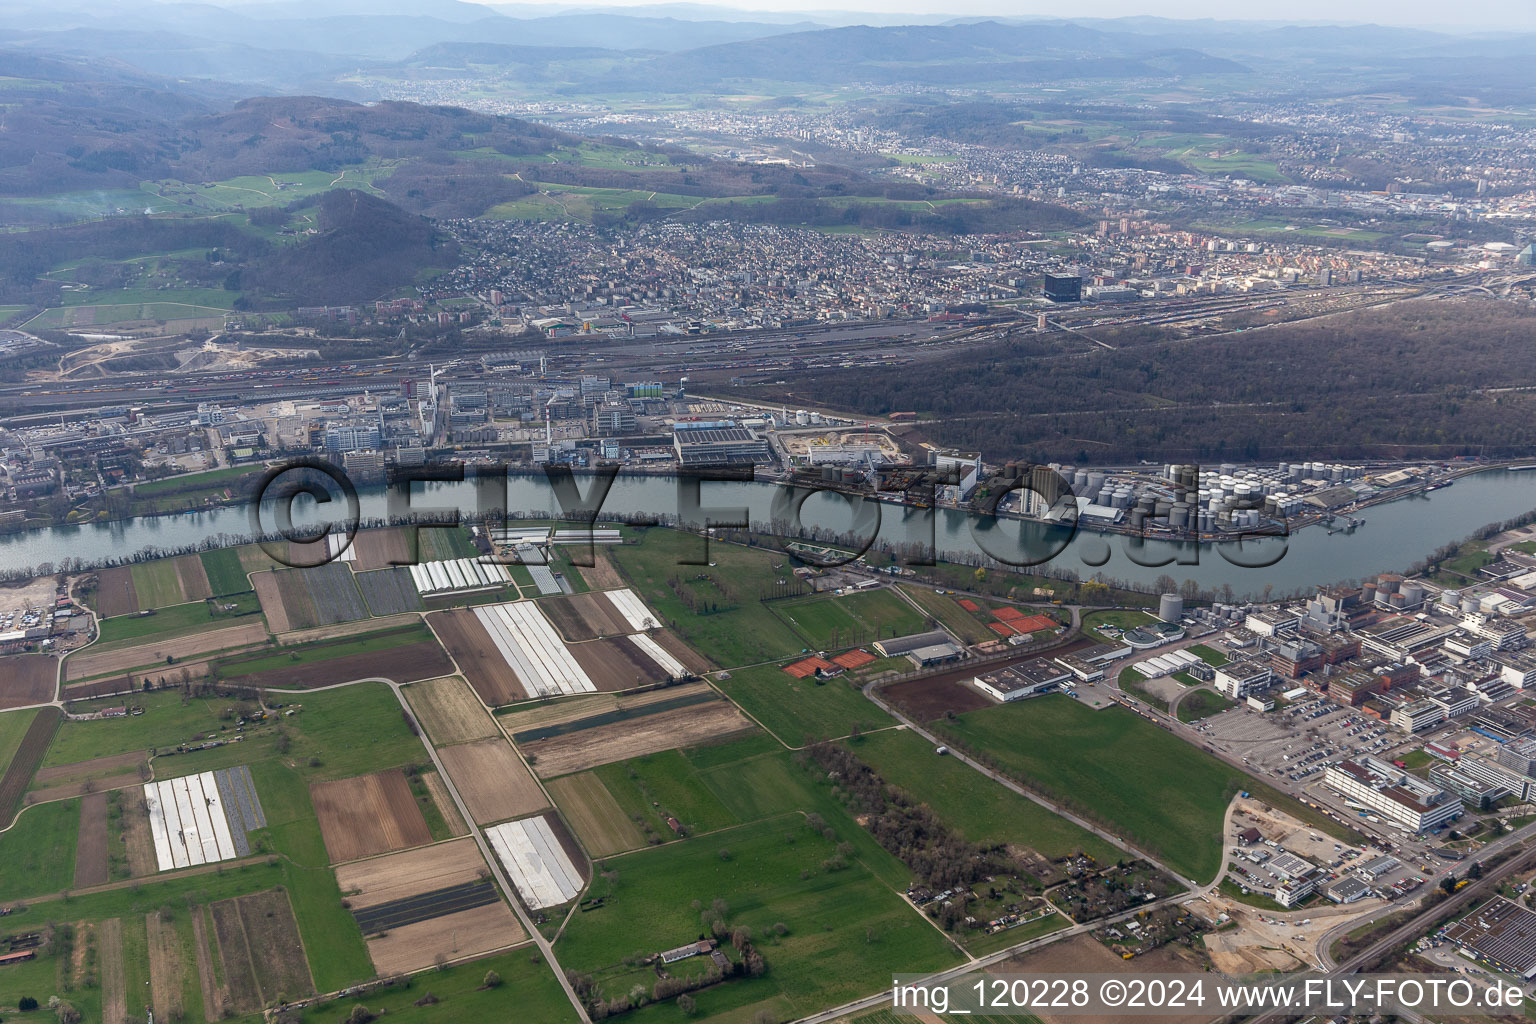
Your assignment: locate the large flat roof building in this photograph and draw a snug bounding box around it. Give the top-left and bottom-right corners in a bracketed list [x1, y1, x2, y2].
[1323, 756, 1461, 833]
[672, 423, 771, 466]
[1446, 898, 1536, 979]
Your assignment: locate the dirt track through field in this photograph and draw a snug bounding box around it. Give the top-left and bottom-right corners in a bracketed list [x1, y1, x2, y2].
[100, 917, 126, 1024]
[97, 568, 139, 618]
[405, 675, 498, 745]
[74, 791, 109, 887]
[311, 770, 433, 862]
[251, 572, 289, 633]
[436, 738, 548, 824]
[66, 621, 270, 681]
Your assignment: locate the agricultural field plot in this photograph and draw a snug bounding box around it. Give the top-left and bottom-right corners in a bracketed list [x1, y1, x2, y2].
[215, 627, 452, 689]
[271, 563, 370, 630]
[606, 529, 808, 667]
[295, 947, 575, 1024]
[350, 526, 413, 570]
[435, 737, 548, 825]
[486, 813, 586, 910]
[0, 654, 55, 708]
[510, 684, 754, 778]
[429, 608, 526, 705]
[130, 559, 185, 608]
[73, 790, 109, 887]
[251, 571, 289, 633]
[473, 600, 595, 698]
[95, 566, 139, 617]
[937, 695, 1261, 883]
[850, 729, 1120, 865]
[143, 770, 244, 870]
[65, 621, 270, 681]
[555, 815, 962, 1022]
[354, 567, 424, 616]
[715, 663, 895, 746]
[199, 548, 251, 596]
[540, 588, 664, 641]
[311, 769, 432, 863]
[93, 592, 263, 646]
[32, 749, 145, 796]
[546, 772, 648, 857]
[147, 908, 198, 1024]
[771, 589, 926, 650]
[0, 707, 61, 826]
[173, 554, 213, 602]
[409, 557, 513, 596]
[569, 635, 692, 690]
[594, 748, 739, 839]
[335, 837, 526, 975]
[404, 675, 499, 745]
[209, 889, 314, 1014]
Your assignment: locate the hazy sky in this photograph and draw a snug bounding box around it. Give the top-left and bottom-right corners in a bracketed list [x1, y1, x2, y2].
[506, 0, 1536, 30]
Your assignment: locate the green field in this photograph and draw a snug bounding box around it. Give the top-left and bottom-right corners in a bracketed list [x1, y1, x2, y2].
[557, 815, 962, 1023]
[201, 547, 254, 595]
[607, 530, 806, 666]
[94, 591, 262, 645]
[896, 584, 997, 644]
[130, 560, 184, 608]
[1188, 645, 1228, 666]
[849, 729, 1119, 863]
[714, 664, 894, 747]
[1177, 690, 1234, 723]
[24, 299, 233, 329]
[300, 949, 578, 1023]
[935, 696, 1246, 882]
[769, 589, 924, 650]
[0, 799, 80, 902]
[47, 682, 426, 781]
[213, 623, 436, 679]
[0, 708, 41, 774]
[594, 749, 741, 837]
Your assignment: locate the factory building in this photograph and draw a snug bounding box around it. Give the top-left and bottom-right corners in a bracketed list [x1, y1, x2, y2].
[671, 423, 772, 466]
[1445, 898, 1536, 979]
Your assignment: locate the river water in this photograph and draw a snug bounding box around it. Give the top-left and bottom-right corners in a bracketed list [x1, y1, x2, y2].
[3, 470, 1534, 599]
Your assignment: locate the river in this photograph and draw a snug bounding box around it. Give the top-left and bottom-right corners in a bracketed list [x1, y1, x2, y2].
[3, 470, 1534, 599]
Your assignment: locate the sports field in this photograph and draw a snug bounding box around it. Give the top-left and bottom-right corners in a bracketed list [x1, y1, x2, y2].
[769, 588, 924, 650]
